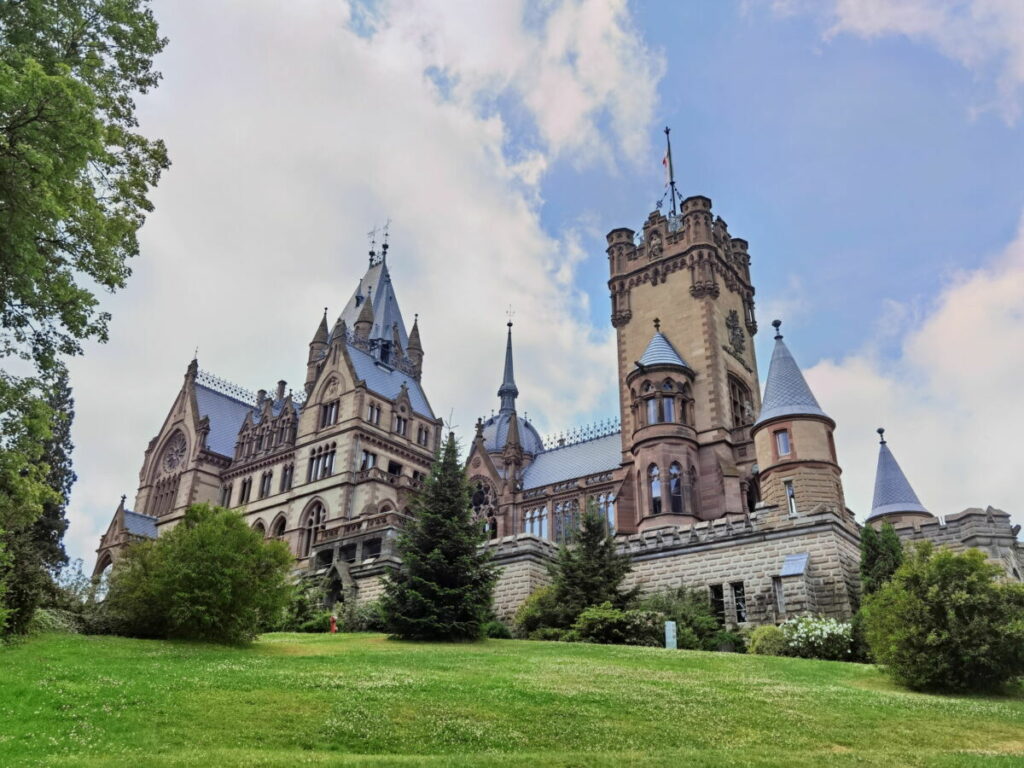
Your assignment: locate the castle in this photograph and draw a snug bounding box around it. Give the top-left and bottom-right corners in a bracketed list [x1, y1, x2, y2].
[94, 195, 1024, 624]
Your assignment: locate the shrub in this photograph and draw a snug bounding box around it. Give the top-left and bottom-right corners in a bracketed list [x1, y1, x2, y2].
[572, 602, 662, 647]
[748, 624, 786, 656]
[711, 628, 747, 654]
[639, 586, 721, 650]
[27, 607, 81, 635]
[528, 626, 569, 642]
[513, 585, 567, 638]
[482, 620, 512, 639]
[101, 504, 293, 644]
[342, 600, 386, 633]
[296, 611, 333, 633]
[862, 543, 1024, 692]
[780, 616, 853, 661]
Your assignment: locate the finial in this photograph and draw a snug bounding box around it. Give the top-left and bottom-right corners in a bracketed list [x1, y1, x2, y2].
[506, 304, 515, 328]
[414, 313, 418, 323]
[653, 317, 660, 332]
[772, 319, 782, 340]
[120, 494, 126, 505]
[381, 217, 390, 260]
[475, 417, 484, 438]
[877, 427, 886, 444]
[192, 345, 199, 360]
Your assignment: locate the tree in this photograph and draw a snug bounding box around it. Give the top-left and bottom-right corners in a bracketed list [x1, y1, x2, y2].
[862, 542, 1024, 692]
[102, 504, 293, 644]
[0, 0, 169, 372]
[381, 433, 497, 641]
[860, 521, 903, 595]
[548, 501, 637, 625]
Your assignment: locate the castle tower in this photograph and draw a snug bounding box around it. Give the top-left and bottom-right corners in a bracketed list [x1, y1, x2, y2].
[752, 320, 846, 519]
[607, 195, 760, 524]
[479, 321, 543, 466]
[867, 428, 932, 528]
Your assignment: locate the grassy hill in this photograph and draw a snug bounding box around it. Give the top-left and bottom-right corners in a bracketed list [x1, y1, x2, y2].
[1, 633, 1022, 767]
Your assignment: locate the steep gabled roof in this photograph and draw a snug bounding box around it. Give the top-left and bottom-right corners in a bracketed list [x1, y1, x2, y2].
[755, 326, 828, 426]
[347, 342, 434, 418]
[520, 432, 622, 490]
[638, 331, 689, 368]
[869, 436, 930, 520]
[194, 383, 253, 457]
[123, 510, 158, 538]
[335, 260, 409, 349]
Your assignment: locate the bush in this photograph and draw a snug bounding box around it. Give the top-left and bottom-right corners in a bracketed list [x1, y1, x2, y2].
[27, 607, 81, 635]
[528, 626, 569, 642]
[572, 602, 662, 647]
[862, 543, 1024, 692]
[638, 586, 721, 651]
[296, 611, 333, 633]
[748, 624, 786, 656]
[711, 628, 747, 654]
[341, 600, 386, 633]
[101, 504, 293, 644]
[482, 620, 512, 639]
[513, 585, 568, 638]
[780, 616, 853, 661]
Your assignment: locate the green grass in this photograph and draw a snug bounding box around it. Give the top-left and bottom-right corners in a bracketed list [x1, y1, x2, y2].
[1, 633, 1023, 767]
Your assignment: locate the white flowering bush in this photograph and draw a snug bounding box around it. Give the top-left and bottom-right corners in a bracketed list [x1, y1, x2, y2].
[781, 616, 853, 661]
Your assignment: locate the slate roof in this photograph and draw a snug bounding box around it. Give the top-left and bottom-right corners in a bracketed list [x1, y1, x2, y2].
[779, 552, 809, 577]
[868, 441, 929, 520]
[481, 412, 544, 455]
[638, 331, 689, 368]
[334, 260, 409, 349]
[123, 510, 158, 539]
[755, 336, 829, 426]
[347, 342, 435, 418]
[194, 383, 254, 457]
[521, 432, 622, 490]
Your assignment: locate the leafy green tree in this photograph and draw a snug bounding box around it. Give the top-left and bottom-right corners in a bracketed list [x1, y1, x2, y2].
[381, 433, 497, 641]
[860, 521, 904, 595]
[863, 542, 1024, 692]
[549, 501, 637, 624]
[102, 504, 293, 644]
[0, 0, 169, 372]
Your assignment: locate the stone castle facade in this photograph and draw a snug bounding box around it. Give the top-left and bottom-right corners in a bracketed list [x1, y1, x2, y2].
[95, 195, 1023, 625]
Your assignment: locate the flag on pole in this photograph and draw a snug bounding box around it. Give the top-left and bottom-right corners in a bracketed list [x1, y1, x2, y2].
[662, 150, 671, 187]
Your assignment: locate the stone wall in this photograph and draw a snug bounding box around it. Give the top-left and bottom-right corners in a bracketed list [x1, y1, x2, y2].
[486, 534, 558, 621]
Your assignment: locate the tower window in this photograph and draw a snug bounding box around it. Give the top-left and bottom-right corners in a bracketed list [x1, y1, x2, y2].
[775, 429, 791, 457]
[648, 464, 662, 515]
[728, 375, 754, 428]
[646, 398, 659, 425]
[731, 582, 747, 623]
[669, 463, 684, 515]
[279, 463, 294, 492]
[784, 480, 797, 517]
[360, 450, 377, 471]
[320, 400, 339, 428]
[662, 397, 675, 423]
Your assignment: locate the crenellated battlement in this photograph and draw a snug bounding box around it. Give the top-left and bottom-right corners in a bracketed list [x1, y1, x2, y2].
[892, 506, 1024, 579]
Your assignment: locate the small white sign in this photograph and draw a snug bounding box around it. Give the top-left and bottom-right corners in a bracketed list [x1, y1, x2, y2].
[665, 620, 677, 650]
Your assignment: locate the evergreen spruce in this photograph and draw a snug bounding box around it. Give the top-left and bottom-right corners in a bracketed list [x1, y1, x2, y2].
[549, 501, 637, 625]
[381, 433, 496, 641]
[860, 521, 904, 595]
[35, 369, 75, 571]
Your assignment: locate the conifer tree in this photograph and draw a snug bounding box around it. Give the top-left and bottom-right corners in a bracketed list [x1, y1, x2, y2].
[860, 521, 904, 595]
[381, 433, 496, 641]
[550, 501, 637, 624]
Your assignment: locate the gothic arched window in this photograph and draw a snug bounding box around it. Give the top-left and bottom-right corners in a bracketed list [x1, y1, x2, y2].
[524, 507, 548, 538]
[301, 503, 326, 558]
[553, 500, 580, 545]
[597, 493, 616, 533]
[669, 463, 684, 515]
[253, 520, 266, 537]
[271, 515, 287, 539]
[648, 465, 662, 515]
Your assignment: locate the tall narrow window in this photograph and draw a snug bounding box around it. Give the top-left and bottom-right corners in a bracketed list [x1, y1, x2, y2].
[709, 584, 725, 624]
[646, 398, 659, 425]
[669, 463, 684, 515]
[772, 576, 786, 615]
[662, 397, 675, 423]
[784, 479, 797, 517]
[395, 416, 408, 436]
[731, 581, 747, 622]
[775, 429, 791, 457]
[301, 503, 326, 558]
[272, 516, 287, 539]
[220, 484, 233, 507]
[524, 507, 548, 538]
[648, 465, 662, 515]
[320, 400, 339, 428]
[360, 450, 377, 470]
[553, 500, 579, 545]
[367, 403, 381, 425]
[728, 375, 753, 428]
[596, 493, 615, 533]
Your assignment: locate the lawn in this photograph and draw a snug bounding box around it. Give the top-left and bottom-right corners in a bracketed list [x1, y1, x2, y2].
[1, 633, 1023, 767]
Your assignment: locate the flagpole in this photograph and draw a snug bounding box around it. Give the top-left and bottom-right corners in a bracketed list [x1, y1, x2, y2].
[664, 126, 677, 216]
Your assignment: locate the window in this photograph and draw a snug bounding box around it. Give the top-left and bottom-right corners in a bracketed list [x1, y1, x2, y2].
[775, 429, 791, 456]
[387, 460, 403, 477]
[646, 398, 659, 425]
[279, 464, 294, 492]
[300, 503, 326, 558]
[272, 516, 287, 538]
[680, 382, 694, 425]
[307, 444, 336, 481]
[394, 416, 408, 436]
[416, 425, 430, 446]
[596, 493, 615, 533]
[662, 397, 675, 422]
[220, 484, 233, 507]
[553, 500, 579, 545]
[709, 584, 725, 624]
[669, 463, 684, 515]
[238, 477, 252, 504]
[784, 479, 797, 517]
[320, 400, 339, 428]
[412, 470, 426, 484]
[648, 464, 662, 515]
[253, 520, 266, 537]
[772, 576, 786, 615]
[360, 450, 377, 471]
[367, 402, 382, 425]
[731, 582, 747, 622]
[259, 471, 273, 499]
[728, 375, 753, 427]
[362, 538, 382, 560]
[524, 506, 548, 538]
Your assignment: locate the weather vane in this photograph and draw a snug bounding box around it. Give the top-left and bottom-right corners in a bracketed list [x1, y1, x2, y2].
[506, 304, 515, 327]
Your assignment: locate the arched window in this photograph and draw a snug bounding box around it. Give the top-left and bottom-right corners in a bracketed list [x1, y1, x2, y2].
[648, 465, 662, 515]
[271, 515, 287, 539]
[553, 500, 579, 545]
[669, 463, 684, 515]
[301, 503, 326, 557]
[662, 396, 675, 423]
[524, 507, 548, 538]
[680, 382, 694, 425]
[253, 520, 266, 537]
[728, 375, 754, 428]
[597, 493, 616, 533]
[646, 398, 659, 425]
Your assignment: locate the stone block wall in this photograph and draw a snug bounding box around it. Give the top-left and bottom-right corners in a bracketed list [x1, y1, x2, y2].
[486, 534, 558, 621]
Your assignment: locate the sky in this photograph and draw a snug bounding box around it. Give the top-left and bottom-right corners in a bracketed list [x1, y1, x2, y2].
[65, 0, 1024, 567]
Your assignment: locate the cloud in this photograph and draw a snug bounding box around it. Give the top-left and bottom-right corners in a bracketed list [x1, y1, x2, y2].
[805, 208, 1024, 525]
[62, 0, 661, 566]
[763, 0, 1024, 122]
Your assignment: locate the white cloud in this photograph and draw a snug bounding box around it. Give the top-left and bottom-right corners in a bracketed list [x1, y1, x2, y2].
[62, 0, 661, 565]
[806, 209, 1024, 525]
[764, 0, 1024, 122]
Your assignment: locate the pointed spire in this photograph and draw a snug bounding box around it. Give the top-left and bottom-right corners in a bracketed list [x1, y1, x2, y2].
[755, 320, 829, 426]
[407, 314, 422, 353]
[497, 320, 519, 414]
[505, 407, 522, 450]
[312, 308, 329, 346]
[868, 429, 931, 520]
[354, 293, 375, 339]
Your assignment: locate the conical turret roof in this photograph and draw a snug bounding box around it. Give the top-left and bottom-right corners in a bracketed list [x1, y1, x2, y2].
[868, 431, 930, 520]
[755, 322, 828, 426]
[638, 330, 689, 368]
[407, 315, 422, 352]
[497, 322, 519, 414]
